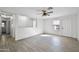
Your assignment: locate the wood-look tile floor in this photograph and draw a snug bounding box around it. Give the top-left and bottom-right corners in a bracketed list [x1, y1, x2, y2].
[0, 34, 79, 52]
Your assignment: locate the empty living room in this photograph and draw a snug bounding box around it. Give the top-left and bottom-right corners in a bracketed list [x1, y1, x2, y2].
[0, 7, 79, 52]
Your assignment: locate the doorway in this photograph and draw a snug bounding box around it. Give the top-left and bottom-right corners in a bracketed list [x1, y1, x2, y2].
[1, 21, 6, 34]
[1, 20, 10, 35]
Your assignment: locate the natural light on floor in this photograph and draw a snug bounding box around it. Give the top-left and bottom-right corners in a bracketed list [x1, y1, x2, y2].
[40, 34, 52, 37]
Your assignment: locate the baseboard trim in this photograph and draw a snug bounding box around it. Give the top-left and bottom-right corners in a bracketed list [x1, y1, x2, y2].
[16, 33, 43, 41]
[16, 33, 77, 41]
[43, 33, 77, 40]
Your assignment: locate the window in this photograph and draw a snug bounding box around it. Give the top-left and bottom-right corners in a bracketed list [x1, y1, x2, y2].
[53, 20, 60, 25]
[53, 20, 60, 30]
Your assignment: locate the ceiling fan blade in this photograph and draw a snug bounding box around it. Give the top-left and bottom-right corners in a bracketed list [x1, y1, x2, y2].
[47, 7, 53, 10]
[37, 13, 42, 14]
[48, 11, 53, 13]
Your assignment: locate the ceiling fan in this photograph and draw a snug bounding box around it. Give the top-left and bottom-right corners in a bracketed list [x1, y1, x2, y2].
[37, 7, 53, 16]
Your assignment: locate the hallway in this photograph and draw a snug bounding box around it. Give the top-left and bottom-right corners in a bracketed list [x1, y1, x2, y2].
[0, 34, 79, 52]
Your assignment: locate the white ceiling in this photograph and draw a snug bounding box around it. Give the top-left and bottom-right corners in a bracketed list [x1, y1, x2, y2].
[0, 7, 79, 18]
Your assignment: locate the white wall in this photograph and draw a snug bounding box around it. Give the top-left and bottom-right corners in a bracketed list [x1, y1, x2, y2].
[0, 17, 2, 35]
[77, 14, 79, 40]
[43, 14, 77, 38]
[10, 15, 15, 38]
[15, 15, 43, 40]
